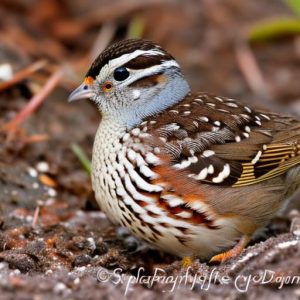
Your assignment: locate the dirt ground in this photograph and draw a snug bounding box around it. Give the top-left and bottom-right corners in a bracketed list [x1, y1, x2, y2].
[0, 0, 300, 299]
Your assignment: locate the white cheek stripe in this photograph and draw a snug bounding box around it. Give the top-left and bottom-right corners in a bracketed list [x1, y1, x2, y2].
[132, 89, 141, 100]
[119, 60, 179, 88]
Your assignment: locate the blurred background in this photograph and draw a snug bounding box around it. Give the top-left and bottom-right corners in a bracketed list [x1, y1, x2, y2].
[0, 1, 300, 298]
[1, 0, 300, 104]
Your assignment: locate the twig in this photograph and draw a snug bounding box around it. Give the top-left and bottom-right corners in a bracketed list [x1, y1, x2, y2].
[235, 41, 272, 101]
[32, 205, 40, 228]
[1, 69, 63, 132]
[0, 60, 47, 92]
[23, 134, 49, 144]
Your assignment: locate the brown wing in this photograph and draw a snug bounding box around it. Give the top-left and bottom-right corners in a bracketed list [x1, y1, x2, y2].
[140, 93, 300, 187]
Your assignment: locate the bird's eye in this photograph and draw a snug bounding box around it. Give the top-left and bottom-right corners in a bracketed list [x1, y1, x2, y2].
[113, 67, 129, 81]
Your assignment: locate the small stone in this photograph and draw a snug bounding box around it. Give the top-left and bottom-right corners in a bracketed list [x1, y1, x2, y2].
[95, 239, 108, 255]
[75, 266, 86, 273]
[291, 217, 300, 237]
[86, 237, 96, 252]
[0, 64, 13, 81]
[32, 182, 39, 189]
[27, 167, 38, 178]
[124, 236, 139, 252]
[68, 236, 86, 250]
[72, 254, 91, 267]
[25, 215, 33, 222]
[53, 282, 67, 294]
[36, 161, 49, 173]
[9, 269, 21, 276]
[47, 188, 57, 197]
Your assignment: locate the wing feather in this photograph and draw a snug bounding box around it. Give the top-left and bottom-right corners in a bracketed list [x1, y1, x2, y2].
[141, 93, 300, 188]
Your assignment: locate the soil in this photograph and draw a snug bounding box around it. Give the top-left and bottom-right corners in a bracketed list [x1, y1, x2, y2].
[0, 0, 300, 299]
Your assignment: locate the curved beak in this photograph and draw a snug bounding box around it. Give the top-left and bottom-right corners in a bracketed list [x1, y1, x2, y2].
[68, 83, 94, 102]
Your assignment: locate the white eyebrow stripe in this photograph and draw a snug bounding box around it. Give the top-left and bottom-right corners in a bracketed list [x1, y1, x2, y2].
[98, 49, 179, 81]
[110, 49, 165, 70]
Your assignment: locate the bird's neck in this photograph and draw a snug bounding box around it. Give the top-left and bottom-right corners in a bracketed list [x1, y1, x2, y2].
[92, 117, 125, 177]
[94, 116, 126, 151]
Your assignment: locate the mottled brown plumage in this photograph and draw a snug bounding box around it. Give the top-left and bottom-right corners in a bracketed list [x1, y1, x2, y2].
[139, 92, 300, 187]
[69, 39, 300, 262]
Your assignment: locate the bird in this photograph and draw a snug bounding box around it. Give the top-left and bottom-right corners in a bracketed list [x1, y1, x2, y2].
[69, 38, 300, 263]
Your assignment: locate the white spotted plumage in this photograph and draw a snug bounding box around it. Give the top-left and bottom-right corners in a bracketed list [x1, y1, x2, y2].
[91, 116, 246, 257]
[70, 39, 300, 261]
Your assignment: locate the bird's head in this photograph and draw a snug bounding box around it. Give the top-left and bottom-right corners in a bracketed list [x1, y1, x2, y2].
[69, 39, 190, 128]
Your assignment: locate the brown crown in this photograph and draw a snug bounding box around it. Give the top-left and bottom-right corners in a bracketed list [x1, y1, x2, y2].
[86, 39, 174, 79]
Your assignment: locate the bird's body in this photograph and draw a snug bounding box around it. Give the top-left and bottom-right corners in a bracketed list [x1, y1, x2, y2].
[69, 39, 300, 261]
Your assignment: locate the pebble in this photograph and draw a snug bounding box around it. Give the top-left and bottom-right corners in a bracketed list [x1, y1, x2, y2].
[48, 188, 57, 197]
[75, 266, 86, 273]
[290, 217, 300, 237]
[53, 282, 67, 294]
[32, 182, 39, 189]
[36, 161, 49, 173]
[86, 237, 96, 252]
[0, 64, 13, 81]
[9, 269, 21, 276]
[27, 167, 38, 178]
[25, 215, 33, 222]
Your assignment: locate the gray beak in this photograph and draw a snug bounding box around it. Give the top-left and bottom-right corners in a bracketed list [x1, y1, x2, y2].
[68, 83, 94, 102]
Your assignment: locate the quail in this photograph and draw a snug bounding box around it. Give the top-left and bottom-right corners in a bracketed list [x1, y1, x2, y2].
[69, 39, 300, 262]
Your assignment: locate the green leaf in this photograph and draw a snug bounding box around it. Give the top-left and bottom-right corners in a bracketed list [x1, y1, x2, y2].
[248, 17, 300, 42]
[71, 143, 91, 175]
[285, 0, 300, 17]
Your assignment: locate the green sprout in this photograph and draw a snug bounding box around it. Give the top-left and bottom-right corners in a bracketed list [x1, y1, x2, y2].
[71, 143, 91, 175]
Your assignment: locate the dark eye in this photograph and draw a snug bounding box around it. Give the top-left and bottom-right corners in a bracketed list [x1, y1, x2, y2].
[113, 67, 129, 81]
